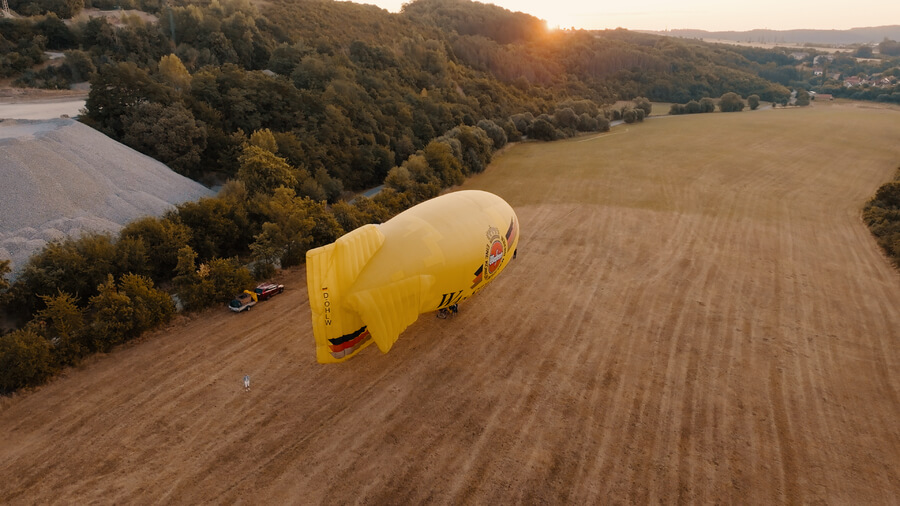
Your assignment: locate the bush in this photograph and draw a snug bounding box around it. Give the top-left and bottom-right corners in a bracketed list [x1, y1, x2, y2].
[719, 92, 745, 112]
[595, 115, 610, 132]
[528, 117, 558, 140]
[118, 273, 174, 335]
[633, 96, 652, 116]
[174, 246, 254, 312]
[120, 217, 190, 282]
[864, 171, 900, 265]
[0, 329, 55, 394]
[7, 232, 147, 319]
[87, 275, 135, 352]
[552, 107, 578, 129]
[748, 94, 760, 110]
[476, 119, 508, 150]
[510, 112, 534, 136]
[36, 291, 85, 365]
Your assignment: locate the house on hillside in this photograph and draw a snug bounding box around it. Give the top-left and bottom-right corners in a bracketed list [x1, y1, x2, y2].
[790, 52, 809, 60]
[843, 76, 863, 87]
[812, 68, 824, 76]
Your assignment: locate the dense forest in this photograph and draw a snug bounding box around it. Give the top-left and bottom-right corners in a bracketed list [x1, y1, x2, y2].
[1, 0, 800, 186]
[1, 0, 892, 392]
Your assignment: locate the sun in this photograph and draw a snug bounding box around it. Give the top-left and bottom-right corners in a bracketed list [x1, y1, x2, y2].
[541, 12, 580, 31]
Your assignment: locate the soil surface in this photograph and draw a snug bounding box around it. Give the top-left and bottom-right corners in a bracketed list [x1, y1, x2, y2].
[0, 104, 898, 503]
[0, 87, 88, 120]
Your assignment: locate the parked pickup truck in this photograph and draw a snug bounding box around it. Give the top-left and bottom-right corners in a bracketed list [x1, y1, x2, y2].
[228, 290, 258, 312]
[254, 282, 285, 301]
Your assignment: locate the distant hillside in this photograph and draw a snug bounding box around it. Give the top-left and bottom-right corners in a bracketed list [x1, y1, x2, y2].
[649, 26, 900, 45]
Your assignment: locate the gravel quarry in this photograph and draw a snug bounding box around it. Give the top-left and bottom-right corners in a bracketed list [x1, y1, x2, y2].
[0, 118, 214, 279]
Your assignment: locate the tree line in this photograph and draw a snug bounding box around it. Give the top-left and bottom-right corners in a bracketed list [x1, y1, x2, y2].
[2, 0, 797, 188]
[0, 92, 642, 393]
[864, 167, 900, 266]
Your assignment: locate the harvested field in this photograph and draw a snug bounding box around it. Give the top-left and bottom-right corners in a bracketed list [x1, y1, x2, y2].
[1, 103, 899, 503]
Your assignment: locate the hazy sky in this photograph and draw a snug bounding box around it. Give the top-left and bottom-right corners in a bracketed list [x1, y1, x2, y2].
[360, 0, 900, 32]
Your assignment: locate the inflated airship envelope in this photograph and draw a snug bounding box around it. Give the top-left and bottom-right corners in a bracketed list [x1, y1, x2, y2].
[306, 190, 520, 363]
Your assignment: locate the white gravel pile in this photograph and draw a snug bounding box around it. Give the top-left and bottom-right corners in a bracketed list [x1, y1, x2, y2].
[0, 118, 214, 280]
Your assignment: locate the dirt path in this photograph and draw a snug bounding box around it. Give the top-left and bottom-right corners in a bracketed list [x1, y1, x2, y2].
[0, 87, 88, 120]
[1, 104, 899, 503]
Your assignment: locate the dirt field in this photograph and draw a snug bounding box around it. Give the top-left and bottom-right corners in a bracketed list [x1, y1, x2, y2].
[1, 103, 899, 503]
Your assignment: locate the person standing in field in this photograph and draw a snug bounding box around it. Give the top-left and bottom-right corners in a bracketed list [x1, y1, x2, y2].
[243, 374, 251, 391]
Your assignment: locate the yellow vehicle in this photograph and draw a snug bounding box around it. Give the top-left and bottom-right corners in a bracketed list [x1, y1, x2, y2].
[307, 190, 519, 363]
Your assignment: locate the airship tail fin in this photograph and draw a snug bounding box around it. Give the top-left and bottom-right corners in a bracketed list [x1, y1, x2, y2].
[307, 224, 385, 363]
[346, 274, 435, 354]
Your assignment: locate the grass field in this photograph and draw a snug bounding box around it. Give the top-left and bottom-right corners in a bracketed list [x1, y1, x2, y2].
[1, 101, 899, 503]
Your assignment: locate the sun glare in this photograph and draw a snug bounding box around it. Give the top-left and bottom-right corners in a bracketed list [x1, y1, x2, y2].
[541, 12, 579, 31]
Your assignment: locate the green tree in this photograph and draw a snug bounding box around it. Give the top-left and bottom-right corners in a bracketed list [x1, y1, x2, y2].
[119, 273, 174, 334]
[0, 329, 55, 393]
[748, 94, 760, 110]
[476, 119, 508, 149]
[699, 97, 716, 113]
[878, 38, 900, 57]
[632, 96, 652, 117]
[121, 101, 207, 177]
[248, 225, 281, 279]
[795, 89, 811, 106]
[423, 140, 464, 187]
[528, 117, 557, 141]
[6, 233, 126, 318]
[175, 251, 253, 311]
[37, 14, 76, 49]
[87, 275, 134, 352]
[0, 259, 10, 294]
[237, 145, 298, 196]
[36, 291, 85, 364]
[0, 259, 11, 314]
[718, 92, 745, 112]
[63, 49, 95, 82]
[205, 258, 254, 305]
[119, 216, 192, 282]
[874, 181, 900, 209]
[854, 46, 873, 58]
[173, 197, 253, 262]
[252, 187, 316, 267]
[249, 128, 279, 153]
[173, 245, 203, 311]
[553, 107, 578, 130]
[158, 53, 192, 93]
[385, 165, 415, 193]
[83, 61, 175, 137]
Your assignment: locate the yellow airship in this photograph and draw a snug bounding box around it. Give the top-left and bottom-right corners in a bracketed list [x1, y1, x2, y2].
[306, 190, 520, 363]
